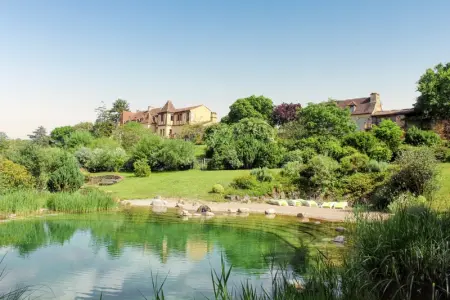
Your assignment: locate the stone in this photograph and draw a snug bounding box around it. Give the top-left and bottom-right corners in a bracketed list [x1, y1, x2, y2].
[179, 210, 191, 217]
[238, 208, 249, 213]
[314, 221, 321, 225]
[204, 212, 215, 217]
[152, 206, 167, 213]
[335, 226, 346, 233]
[296, 213, 304, 218]
[151, 199, 166, 207]
[243, 195, 250, 202]
[175, 203, 184, 208]
[197, 205, 212, 213]
[265, 214, 276, 219]
[265, 208, 276, 215]
[227, 208, 237, 213]
[225, 195, 232, 200]
[245, 199, 252, 204]
[192, 213, 202, 217]
[333, 236, 345, 244]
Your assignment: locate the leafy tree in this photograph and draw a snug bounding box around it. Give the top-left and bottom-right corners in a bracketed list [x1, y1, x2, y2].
[405, 126, 441, 146]
[156, 139, 195, 170]
[110, 98, 130, 123]
[272, 103, 302, 126]
[343, 132, 379, 154]
[296, 102, 357, 138]
[372, 119, 403, 152]
[300, 155, 339, 198]
[82, 147, 128, 172]
[0, 132, 8, 152]
[28, 126, 50, 146]
[90, 137, 121, 150]
[50, 126, 74, 147]
[65, 130, 94, 149]
[340, 153, 370, 174]
[112, 121, 151, 151]
[369, 145, 393, 162]
[133, 159, 151, 177]
[414, 63, 450, 120]
[92, 121, 115, 138]
[225, 95, 274, 124]
[132, 135, 164, 168]
[0, 158, 34, 192]
[73, 122, 94, 132]
[47, 153, 84, 192]
[180, 123, 209, 144]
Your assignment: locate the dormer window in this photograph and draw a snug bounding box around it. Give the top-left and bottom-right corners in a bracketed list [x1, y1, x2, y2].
[349, 104, 356, 113]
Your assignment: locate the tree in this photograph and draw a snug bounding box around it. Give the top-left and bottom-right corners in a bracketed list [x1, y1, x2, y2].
[94, 102, 116, 137]
[50, 126, 74, 147]
[73, 122, 94, 132]
[0, 132, 8, 152]
[111, 121, 152, 151]
[415, 63, 450, 120]
[272, 103, 301, 126]
[404, 126, 441, 146]
[372, 120, 403, 152]
[296, 102, 357, 138]
[28, 126, 50, 146]
[225, 95, 274, 124]
[110, 98, 130, 123]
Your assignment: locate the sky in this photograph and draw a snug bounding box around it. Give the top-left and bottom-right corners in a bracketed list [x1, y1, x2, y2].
[1, 0, 449, 138]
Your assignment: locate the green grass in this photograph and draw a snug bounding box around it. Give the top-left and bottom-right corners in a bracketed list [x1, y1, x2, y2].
[97, 169, 251, 201]
[433, 163, 450, 210]
[0, 190, 49, 215]
[47, 189, 117, 213]
[194, 144, 207, 159]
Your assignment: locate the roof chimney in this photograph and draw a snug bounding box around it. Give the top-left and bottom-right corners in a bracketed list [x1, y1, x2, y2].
[370, 93, 380, 104]
[148, 106, 155, 112]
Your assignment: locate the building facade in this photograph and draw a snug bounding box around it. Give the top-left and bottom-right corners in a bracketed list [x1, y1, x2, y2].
[119, 100, 217, 137]
[335, 93, 414, 130]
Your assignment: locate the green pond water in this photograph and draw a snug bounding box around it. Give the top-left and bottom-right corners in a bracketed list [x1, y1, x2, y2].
[0, 208, 338, 299]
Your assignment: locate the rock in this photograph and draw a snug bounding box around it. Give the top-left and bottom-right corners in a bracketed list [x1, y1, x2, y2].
[238, 208, 249, 213]
[225, 195, 232, 200]
[265, 214, 276, 219]
[227, 208, 237, 213]
[180, 200, 185, 205]
[204, 212, 215, 217]
[243, 195, 250, 202]
[296, 213, 304, 218]
[314, 221, 321, 225]
[179, 210, 191, 217]
[8, 214, 16, 219]
[335, 226, 346, 233]
[197, 205, 211, 213]
[175, 203, 184, 208]
[151, 199, 166, 207]
[152, 206, 167, 213]
[192, 213, 202, 217]
[155, 195, 161, 200]
[265, 208, 276, 215]
[333, 236, 345, 244]
[245, 199, 252, 204]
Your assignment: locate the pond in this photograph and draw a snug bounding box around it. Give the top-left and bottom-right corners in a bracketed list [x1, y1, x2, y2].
[0, 208, 337, 299]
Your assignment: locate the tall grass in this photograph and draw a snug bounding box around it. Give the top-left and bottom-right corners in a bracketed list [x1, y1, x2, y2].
[0, 190, 49, 214]
[47, 189, 117, 213]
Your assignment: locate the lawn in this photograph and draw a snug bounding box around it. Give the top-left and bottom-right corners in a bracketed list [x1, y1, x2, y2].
[434, 163, 450, 210]
[97, 169, 250, 201]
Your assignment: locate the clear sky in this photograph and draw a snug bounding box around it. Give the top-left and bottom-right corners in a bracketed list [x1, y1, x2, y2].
[1, 0, 449, 138]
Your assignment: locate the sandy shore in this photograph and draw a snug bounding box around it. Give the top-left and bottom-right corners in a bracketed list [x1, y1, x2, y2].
[121, 198, 361, 222]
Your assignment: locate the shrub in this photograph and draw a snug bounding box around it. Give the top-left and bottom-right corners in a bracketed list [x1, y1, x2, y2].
[387, 192, 428, 213]
[280, 161, 304, 179]
[84, 147, 127, 172]
[0, 158, 34, 192]
[300, 155, 339, 197]
[340, 153, 369, 174]
[156, 139, 195, 170]
[368, 144, 392, 162]
[231, 175, 257, 189]
[405, 126, 441, 146]
[250, 167, 273, 182]
[132, 134, 163, 167]
[211, 184, 225, 194]
[341, 172, 389, 204]
[47, 189, 117, 213]
[366, 159, 389, 172]
[283, 150, 305, 164]
[65, 130, 93, 149]
[433, 145, 450, 162]
[343, 132, 379, 154]
[47, 153, 84, 192]
[74, 147, 92, 167]
[372, 119, 403, 152]
[340, 146, 359, 158]
[133, 159, 151, 177]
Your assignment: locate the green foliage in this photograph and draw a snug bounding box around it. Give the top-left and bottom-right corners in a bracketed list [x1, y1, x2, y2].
[65, 130, 93, 149]
[47, 153, 84, 192]
[372, 119, 403, 152]
[340, 153, 369, 174]
[79, 147, 128, 172]
[415, 62, 450, 120]
[280, 161, 304, 180]
[73, 122, 94, 132]
[92, 121, 115, 138]
[225, 95, 274, 124]
[50, 126, 75, 147]
[27, 126, 50, 146]
[132, 134, 163, 167]
[0, 132, 8, 152]
[90, 137, 122, 150]
[133, 159, 151, 177]
[387, 192, 427, 213]
[180, 123, 209, 144]
[405, 126, 441, 146]
[112, 121, 152, 151]
[366, 159, 389, 173]
[0, 190, 49, 214]
[300, 155, 339, 197]
[296, 102, 357, 138]
[231, 175, 257, 189]
[341, 171, 389, 204]
[433, 145, 450, 162]
[156, 139, 196, 170]
[250, 168, 273, 182]
[211, 184, 225, 194]
[110, 98, 130, 123]
[368, 144, 392, 162]
[46, 189, 117, 213]
[0, 158, 34, 192]
[343, 131, 378, 154]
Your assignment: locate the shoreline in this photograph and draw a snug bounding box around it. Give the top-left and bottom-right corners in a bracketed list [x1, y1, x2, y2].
[121, 198, 359, 222]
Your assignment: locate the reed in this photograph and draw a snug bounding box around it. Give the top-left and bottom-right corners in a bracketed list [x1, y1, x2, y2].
[0, 190, 48, 215]
[46, 189, 117, 213]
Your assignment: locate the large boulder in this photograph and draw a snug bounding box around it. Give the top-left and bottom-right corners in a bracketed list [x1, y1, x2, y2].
[197, 205, 212, 213]
[265, 208, 276, 215]
[151, 199, 167, 206]
[335, 226, 346, 233]
[179, 210, 191, 217]
[333, 236, 345, 244]
[238, 208, 249, 213]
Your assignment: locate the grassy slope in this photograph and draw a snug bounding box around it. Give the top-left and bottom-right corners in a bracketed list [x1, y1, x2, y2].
[98, 169, 250, 201]
[434, 163, 450, 210]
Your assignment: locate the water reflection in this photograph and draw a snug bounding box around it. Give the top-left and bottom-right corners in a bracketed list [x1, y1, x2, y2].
[0, 208, 330, 299]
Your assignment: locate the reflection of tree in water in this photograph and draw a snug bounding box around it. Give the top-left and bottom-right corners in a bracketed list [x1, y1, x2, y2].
[0, 209, 318, 273]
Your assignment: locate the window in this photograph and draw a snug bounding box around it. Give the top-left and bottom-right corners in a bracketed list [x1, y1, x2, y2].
[170, 114, 173, 121]
[177, 114, 182, 121]
[160, 114, 164, 122]
[349, 105, 356, 113]
[169, 129, 172, 136]
[186, 112, 190, 122]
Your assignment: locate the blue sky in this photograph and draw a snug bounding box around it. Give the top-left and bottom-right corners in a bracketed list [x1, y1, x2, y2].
[1, 0, 449, 138]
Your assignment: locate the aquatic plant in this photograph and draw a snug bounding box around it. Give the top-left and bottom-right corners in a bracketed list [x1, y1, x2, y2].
[46, 189, 117, 213]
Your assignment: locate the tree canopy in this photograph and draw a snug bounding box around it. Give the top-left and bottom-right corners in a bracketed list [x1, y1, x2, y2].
[415, 62, 450, 120]
[272, 103, 302, 126]
[224, 95, 274, 124]
[28, 126, 50, 146]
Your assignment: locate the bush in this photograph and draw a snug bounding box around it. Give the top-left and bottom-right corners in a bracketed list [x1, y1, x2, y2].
[47, 153, 84, 192]
[133, 159, 151, 177]
[280, 161, 304, 178]
[211, 184, 225, 194]
[250, 167, 273, 182]
[283, 150, 305, 164]
[65, 130, 93, 149]
[300, 155, 339, 197]
[343, 132, 379, 154]
[83, 147, 128, 172]
[46, 189, 117, 213]
[366, 159, 389, 172]
[387, 192, 428, 213]
[340, 153, 369, 174]
[372, 119, 403, 152]
[405, 126, 441, 146]
[156, 139, 195, 170]
[0, 157, 34, 192]
[433, 145, 450, 162]
[368, 144, 392, 162]
[231, 175, 257, 189]
[341, 172, 389, 204]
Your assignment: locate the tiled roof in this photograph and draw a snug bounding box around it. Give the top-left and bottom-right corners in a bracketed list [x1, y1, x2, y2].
[373, 108, 414, 116]
[335, 97, 375, 115]
[160, 100, 176, 112]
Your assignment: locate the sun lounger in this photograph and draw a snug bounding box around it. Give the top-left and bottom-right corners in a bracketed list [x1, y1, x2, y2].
[321, 202, 337, 209]
[334, 201, 348, 209]
[268, 200, 288, 206]
[287, 200, 303, 206]
[301, 200, 318, 207]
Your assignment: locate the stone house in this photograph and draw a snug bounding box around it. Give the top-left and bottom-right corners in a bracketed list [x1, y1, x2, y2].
[119, 100, 217, 137]
[335, 93, 415, 130]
